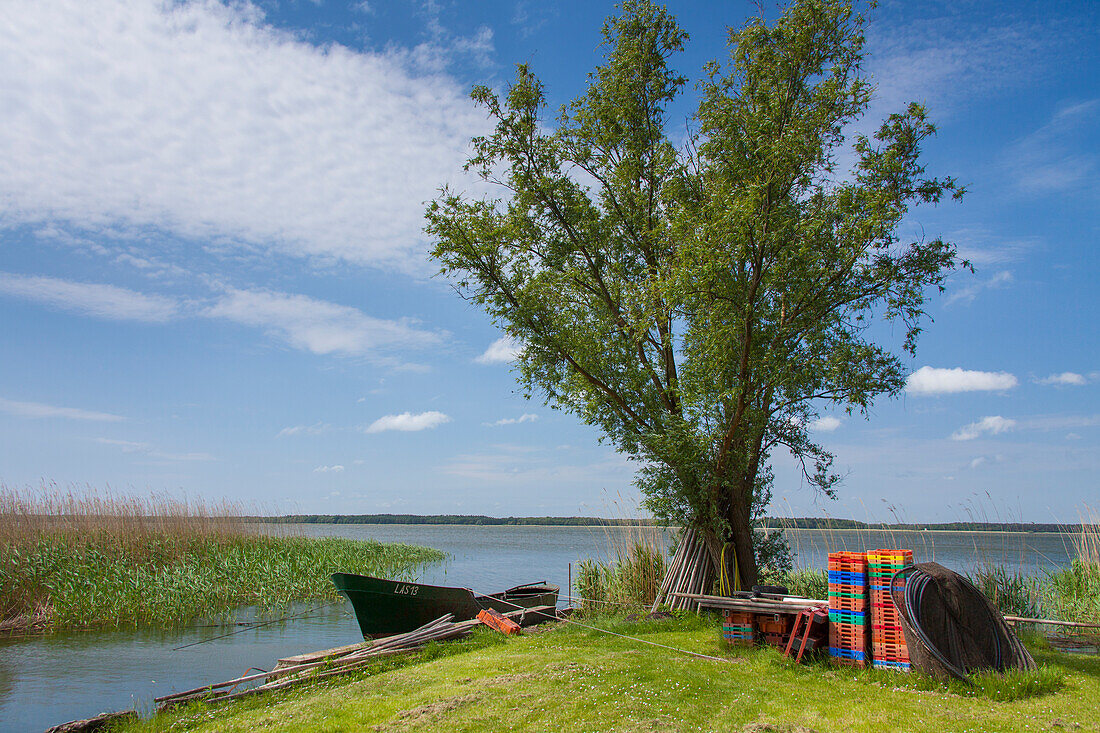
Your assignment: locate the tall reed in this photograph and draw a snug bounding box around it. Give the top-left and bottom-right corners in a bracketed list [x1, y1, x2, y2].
[0, 485, 444, 632]
[1045, 506, 1100, 624]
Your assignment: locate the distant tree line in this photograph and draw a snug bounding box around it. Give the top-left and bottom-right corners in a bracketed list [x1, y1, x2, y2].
[248, 514, 1091, 533]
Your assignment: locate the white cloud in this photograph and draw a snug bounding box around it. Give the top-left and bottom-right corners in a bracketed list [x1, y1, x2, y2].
[276, 422, 332, 437]
[1035, 372, 1088, 386]
[365, 411, 450, 433]
[0, 0, 490, 271]
[475, 336, 523, 365]
[485, 413, 538, 427]
[0, 272, 177, 322]
[313, 464, 345, 473]
[906, 366, 1018, 396]
[809, 416, 842, 432]
[951, 416, 1017, 441]
[0, 396, 124, 422]
[945, 271, 1013, 306]
[204, 288, 443, 359]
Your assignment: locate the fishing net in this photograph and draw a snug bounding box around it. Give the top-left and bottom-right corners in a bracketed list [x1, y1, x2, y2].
[891, 562, 1036, 680]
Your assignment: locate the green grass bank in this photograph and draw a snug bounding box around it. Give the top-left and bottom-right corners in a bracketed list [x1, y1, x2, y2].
[120, 614, 1099, 733]
[0, 488, 444, 632]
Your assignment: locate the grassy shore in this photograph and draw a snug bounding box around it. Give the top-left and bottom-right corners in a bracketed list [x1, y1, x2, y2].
[0, 488, 444, 632]
[119, 614, 1098, 733]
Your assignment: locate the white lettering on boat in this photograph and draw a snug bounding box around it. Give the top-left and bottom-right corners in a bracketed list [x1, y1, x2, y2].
[393, 584, 419, 596]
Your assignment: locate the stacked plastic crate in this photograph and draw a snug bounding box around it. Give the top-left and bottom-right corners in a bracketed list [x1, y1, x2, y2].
[722, 610, 755, 646]
[828, 551, 869, 667]
[756, 613, 794, 649]
[868, 549, 914, 672]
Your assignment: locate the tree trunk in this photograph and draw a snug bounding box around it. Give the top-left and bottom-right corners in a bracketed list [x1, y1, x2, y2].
[728, 495, 759, 589]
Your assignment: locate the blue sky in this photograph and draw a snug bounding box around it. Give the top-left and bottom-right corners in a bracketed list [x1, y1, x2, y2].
[0, 0, 1096, 522]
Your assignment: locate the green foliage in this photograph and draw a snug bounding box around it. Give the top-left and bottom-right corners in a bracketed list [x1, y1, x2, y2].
[0, 534, 443, 631]
[575, 542, 667, 615]
[969, 563, 1044, 618]
[759, 566, 828, 600]
[427, 0, 963, 585]
[1046, 559, 1100, 623]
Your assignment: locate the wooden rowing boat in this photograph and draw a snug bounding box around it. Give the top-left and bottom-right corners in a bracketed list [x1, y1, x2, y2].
[331, 573, 559, 637]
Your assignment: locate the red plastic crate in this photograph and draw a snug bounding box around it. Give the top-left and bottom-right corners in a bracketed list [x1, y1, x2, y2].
[871, 620, 906, 638]
[872, 602, 902, 624]
[724, 611, 755, 626]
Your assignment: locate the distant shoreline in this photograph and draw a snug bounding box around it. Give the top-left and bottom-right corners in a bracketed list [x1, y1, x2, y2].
[251, 514, 1093, 534]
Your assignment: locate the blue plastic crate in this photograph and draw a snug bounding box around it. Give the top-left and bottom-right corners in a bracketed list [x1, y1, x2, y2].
[828, 608, 867, 625]
[873, 660, 911, 671]
[828, 569, 868, 585]
[828, 647, 867, 661]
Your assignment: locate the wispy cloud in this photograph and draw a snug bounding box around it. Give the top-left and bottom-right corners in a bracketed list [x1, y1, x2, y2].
[313, 464, 345, 473]
[365, 411, 451, 433]
[0, 0, 490, 271]
[475, 336, 523, 365]
[440, 448, 631, 484]
[94, 437, 214, 461]
[906, 366, 1018, 396]
[0, 272, 177, 322]
[276, 422, 332, 437]
[485, 413, 538, 427]
[864, 10, 1061, 122]
[1002, 100, 1098, 195]
[951, 228, 1038, 269]
[0, 396, 124, 422]
[950, 413, 1100, 441]
[204, 288, 444, 360]
[945, 270, 1013, 306]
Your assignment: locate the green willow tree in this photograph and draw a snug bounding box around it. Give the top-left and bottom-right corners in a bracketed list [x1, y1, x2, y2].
[426, 0, 963, 587]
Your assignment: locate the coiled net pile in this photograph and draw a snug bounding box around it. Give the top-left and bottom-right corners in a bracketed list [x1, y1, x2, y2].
[891, 562, 1036, 680]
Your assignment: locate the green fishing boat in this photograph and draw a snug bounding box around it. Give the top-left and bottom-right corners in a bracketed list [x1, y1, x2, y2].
[331, 573, 559, 637]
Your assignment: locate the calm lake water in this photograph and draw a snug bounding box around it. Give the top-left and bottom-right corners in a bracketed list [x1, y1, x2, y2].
[0, 525, 1080, 731]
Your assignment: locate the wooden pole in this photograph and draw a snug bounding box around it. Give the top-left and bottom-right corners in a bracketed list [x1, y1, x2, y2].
[1003, 615, 1100, 630]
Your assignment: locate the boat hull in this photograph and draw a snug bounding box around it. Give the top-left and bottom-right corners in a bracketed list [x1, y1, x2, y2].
[331, 573, 558, 637]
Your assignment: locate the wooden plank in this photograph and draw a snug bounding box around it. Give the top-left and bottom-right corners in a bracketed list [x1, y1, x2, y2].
[275, 605, 557, 667]
[671, 593, 826, 614]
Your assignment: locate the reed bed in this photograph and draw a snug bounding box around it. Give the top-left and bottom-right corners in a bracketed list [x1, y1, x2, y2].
[574, 509, 670, 614]
[0, 486, 444, 633]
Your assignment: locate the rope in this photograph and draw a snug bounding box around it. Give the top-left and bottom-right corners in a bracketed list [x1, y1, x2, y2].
[717, 543, 741, 597]
[172, 600, 340, 651]
[562, 595, 640, 608]
[472, 589, 731, 664]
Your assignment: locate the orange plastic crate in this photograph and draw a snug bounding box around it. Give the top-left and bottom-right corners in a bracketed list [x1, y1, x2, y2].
[830, 627, 870, 651]
[873, 641, 910, 660]
[866, 549, 913, 565]
[724, 611, 755, 626]
[828, 594, 868, 612]
[828, 552, 868, 572]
